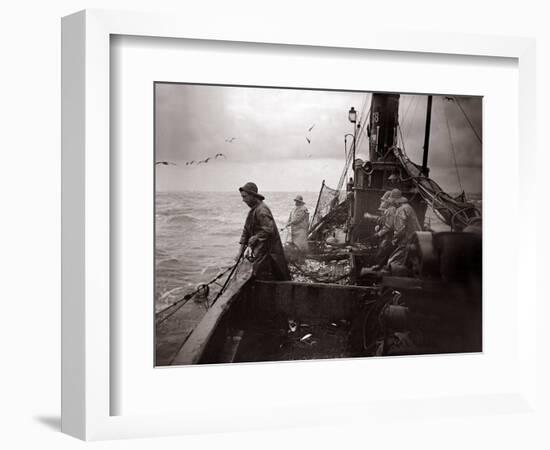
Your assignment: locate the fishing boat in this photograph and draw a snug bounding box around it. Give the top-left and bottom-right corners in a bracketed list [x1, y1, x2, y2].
[156, 93, 482, 366]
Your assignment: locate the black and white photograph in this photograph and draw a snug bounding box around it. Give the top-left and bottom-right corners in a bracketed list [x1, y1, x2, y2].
[3, 0, 544, 445]
[154, 83, 482, 366]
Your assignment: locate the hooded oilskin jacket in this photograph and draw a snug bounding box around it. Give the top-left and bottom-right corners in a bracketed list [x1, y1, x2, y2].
[394, 202, 421, 242]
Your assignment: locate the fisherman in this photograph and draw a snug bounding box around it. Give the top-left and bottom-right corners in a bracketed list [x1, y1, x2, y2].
[237, 182, 291, 281]
[282, 195, 310, 252]
[371, 193, 397, 268]
[386, 188, 422, 268]
[368, 173, 399, 234]
[391, 189, 421, 243]
[361, 191, 397, 270]
[375, 175, 400, 232]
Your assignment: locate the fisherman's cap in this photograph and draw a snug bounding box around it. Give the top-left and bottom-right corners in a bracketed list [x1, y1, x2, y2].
[294, 195, 305, 204]
[390, 188, 408, 204]
[239, 182, 265, 200]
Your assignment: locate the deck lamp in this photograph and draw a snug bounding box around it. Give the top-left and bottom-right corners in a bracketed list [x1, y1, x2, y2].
[348, 107, 357, 168]
[348, 107, 357, 123]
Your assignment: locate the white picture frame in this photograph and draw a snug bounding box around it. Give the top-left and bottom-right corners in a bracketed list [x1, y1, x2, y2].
[61, 9, 538, 441]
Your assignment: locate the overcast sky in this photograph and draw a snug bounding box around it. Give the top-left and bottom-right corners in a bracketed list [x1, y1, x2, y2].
[155, 83, 482, 194]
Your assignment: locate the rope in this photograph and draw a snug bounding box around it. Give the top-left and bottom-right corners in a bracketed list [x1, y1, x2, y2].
[453, 96, 482, 144]
[208, 248, 246, 307]
[359, 94, 370, 127]
[155, 263, 235, 319]
[419, 184, 481, 230]
[443, 102, 463, 193]
[403, 95, 420, 143]
[358, 105, 372, 147]
[399, 95, 416, 134]
[355, 100, 372, 153]
[336, 140, 355, 192]
[398, 125, 406, 154]
[336, 95, 372, 194]
[450, 205, 481, 230]
[392, 146, 481, 230]
[155, 296, 195, 327]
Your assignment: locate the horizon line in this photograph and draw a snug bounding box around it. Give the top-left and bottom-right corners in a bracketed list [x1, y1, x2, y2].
[156, 189, 483, 195]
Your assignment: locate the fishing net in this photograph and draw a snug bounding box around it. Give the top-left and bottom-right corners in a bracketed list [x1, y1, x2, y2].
[308, 181, 352, 243]
[307, 138, 355, 241]
[309, 182, 340, 231]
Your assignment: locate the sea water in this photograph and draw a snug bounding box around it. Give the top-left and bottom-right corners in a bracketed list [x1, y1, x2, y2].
[155, 191, 482, 313]
[155, 191, 318, 312]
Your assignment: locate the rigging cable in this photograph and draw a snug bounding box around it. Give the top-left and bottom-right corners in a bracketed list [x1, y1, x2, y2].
[336, 138, 355, 192]
[452, 96, 482, 144]
[398, 124, 406, 154]
[336, 97, 372, 192]
[399, 95, 416, 135]
[396, 96, 413, 151]
[403, 95, 420, 144]
[443, 98, 464, 193]
[355, 96, 372, 156]
[359, 94, 370, 126]
[393, 146, 481, 229]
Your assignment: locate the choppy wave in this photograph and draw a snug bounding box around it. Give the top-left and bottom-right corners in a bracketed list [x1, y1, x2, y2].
[155, 190, 480, 312]
[167, 213, 201, 225]
[155, 191, 318, 312]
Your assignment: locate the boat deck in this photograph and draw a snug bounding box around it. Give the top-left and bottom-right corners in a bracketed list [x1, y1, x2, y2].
[232, 319, 353, 363]
[159, 272, 481, 366]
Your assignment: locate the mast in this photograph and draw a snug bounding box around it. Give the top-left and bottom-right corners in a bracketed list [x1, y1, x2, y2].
[347, 94, 402, 243]
[368, 94, 400, 161]
[421, 95, 433, 176]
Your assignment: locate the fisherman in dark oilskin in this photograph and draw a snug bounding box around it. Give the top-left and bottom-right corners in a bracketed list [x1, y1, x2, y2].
[237, 182, 291, 281]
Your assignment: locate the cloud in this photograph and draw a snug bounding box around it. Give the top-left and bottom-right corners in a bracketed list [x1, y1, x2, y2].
[155, 159, 343, 193]
[156, 85, 482, 193]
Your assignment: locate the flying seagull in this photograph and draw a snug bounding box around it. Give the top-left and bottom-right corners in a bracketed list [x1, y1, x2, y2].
[306, 137, 311, 144]
[225, 137, 237, 143]
[215, 153, 226, 159]
[155, 161, 176, 166]
[308, 123, 315, 132]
